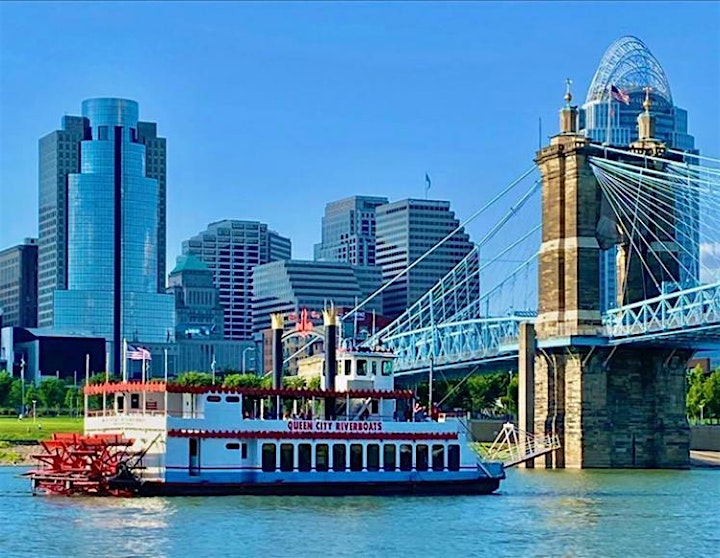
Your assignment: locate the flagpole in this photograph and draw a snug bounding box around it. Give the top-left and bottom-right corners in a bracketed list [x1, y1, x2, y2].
[84, 354, 90, 418]
[164, 348, 168, 415]
[122, 338, 127, 382]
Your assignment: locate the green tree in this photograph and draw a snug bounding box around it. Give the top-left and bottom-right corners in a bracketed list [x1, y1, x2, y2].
[306, 376, 321, 390]
[38, 378, 66, 409]
[686, 365, 707, 420]
[8, 379, 23, 409]
[283, 376, 306, 390]
[0, 371, 12, 407]
[703, 370, 720, 420]
[64, 386, 81, 413]
[175, 371, 214, 387]
[24, 384, 41, 408]
[467, 373, 507, 414]
[222, 374, 263, 389]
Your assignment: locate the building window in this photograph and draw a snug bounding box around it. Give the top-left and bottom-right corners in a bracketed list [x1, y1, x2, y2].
[383, 444, 396, 471]
[98, 126, 108, 140]
[316, 444, 329, 472]
[432, 445, 445, 471]
[262, 443, 276, 472]
[280, 443, 294, 472]
[448, 445, 460, 471]
[332, 444, 346, 472]
[399, 444, 412, 471]
[350, 444, 363, 471]
[298, 443, 312, 472]
[416, 445, 429, 471]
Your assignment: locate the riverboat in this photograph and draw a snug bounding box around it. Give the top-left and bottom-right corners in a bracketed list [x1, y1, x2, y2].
[28, 314, 505, 496]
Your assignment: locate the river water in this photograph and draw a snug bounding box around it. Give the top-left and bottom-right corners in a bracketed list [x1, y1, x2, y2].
[0, 466, 717, 558]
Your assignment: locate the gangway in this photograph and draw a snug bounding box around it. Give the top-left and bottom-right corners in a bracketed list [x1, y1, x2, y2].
[472, 422, 561, 468]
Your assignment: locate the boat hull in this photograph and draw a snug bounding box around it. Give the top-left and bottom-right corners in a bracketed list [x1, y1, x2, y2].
[129, 477, 502, 497]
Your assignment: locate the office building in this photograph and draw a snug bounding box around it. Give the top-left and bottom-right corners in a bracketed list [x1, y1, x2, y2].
[52, 98, 175, 375]
[579, 36, 698, 310]
[0, 238, 38, 328]
[38, 102, 168, 327]
[314, 196, 388, 266]
[182, 220, 291, 341]
[376, 199, 474, 319]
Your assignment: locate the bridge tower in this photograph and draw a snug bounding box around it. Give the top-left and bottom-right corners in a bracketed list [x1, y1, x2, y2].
[520, 84, 690, 469]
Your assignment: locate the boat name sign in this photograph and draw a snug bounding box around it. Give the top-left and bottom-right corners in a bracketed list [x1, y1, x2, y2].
[287, 420, 383, 433]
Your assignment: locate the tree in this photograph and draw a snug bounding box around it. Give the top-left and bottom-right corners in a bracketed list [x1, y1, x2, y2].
[175, 371, 214, 387]
[0, 371, 12, 407]
[703, 370, 720, 420]
[24, 384, 41, 408]
[8, 379, 23, 410]
[223, 374, 263, 389]
[283, 376, 306, 390]
[686, 365, 707, 420]
[38, 378, 65, 409]
[64, 386, 81, 413]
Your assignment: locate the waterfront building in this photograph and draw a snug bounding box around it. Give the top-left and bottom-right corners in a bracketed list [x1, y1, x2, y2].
[579, 36, 698, 311]
[375, 199, 474, 320]
[0, 238, 38, 328]
[182, 220, 291, 341]
[52, 98, 175, 375]
[314, 195, 388, 266]
[167, 255, 224, 340]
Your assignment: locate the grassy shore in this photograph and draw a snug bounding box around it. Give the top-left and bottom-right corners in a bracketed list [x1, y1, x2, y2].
[0, 416, 83, 442]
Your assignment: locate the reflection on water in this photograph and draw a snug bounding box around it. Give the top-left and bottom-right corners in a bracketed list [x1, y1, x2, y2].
[1, 466, 718, 558]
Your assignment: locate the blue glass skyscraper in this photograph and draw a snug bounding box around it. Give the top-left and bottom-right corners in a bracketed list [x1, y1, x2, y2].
[53, 98, 174, 374]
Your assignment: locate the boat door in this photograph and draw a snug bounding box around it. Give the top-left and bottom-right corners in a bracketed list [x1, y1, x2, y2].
[182, 393, 195, 418]
[189, 438, 200, 476]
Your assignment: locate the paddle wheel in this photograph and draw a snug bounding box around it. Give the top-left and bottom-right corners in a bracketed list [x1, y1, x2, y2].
[27, 433, 141, 496]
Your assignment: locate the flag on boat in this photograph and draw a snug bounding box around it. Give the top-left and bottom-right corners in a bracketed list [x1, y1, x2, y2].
[127, 344, 152, 360]
[609, 84, 630, 105]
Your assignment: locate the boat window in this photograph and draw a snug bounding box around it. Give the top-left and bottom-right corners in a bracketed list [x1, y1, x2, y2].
[382, 360, 393, 376]
[399, 444, 412, 471]
[416, 445, 429, 471]
[383, 444, 396, 471]
[226, 443, 240, 450]
[130, 394, 140, 409]
[280, 444, 294, 472]
[350, 444, 363, 471]
[343, 360, 351, 376]
[207, 395, 221, 403]
[298, 444, 312, 472]
[262, 443, 276, 472]
[370, 361, 378, 376]
[242, 443, 248, 459]
[448, 445, 460, 471]
[357, 360, 368, 376]
[316, 444, 329, 472]
[226, 395, 240, 403]
[432, 445, 445, 471]
[367, 444, 380, 471]
[371, 400, 379, 414]
[332, 444, 346, 472]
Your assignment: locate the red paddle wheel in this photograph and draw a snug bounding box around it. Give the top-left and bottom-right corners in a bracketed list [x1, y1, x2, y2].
[27, 433, 140, 496]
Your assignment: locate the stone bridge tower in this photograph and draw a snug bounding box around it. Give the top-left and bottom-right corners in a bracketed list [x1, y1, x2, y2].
[518, 85, 690, 469]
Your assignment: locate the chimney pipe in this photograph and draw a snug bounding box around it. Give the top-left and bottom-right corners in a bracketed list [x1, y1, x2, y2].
[271, 314, 284, 390]
[323, 307, 337, 420]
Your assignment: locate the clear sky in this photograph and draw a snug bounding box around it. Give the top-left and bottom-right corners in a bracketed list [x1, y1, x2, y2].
[1, 1, 718, 267]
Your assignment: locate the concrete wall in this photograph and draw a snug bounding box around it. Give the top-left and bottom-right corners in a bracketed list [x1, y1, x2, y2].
[691, 426, 720, 451]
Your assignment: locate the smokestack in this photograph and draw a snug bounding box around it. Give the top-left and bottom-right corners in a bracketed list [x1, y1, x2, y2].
[323, 307, 337, 420]
[271, 313, 284, 390]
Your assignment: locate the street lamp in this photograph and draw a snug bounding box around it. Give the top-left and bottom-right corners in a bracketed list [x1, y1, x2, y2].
[32, 399, 37, 423]
[242, 347, 254, 374]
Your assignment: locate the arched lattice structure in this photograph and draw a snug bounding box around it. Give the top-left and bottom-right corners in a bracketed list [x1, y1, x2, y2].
[586, 36, 672, 104]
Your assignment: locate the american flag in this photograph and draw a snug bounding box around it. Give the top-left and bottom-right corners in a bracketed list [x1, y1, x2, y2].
[610, 84, 630, 105]
[127, 344, 152, 361]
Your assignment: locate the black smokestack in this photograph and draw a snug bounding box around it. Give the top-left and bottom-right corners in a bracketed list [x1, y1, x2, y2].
[271, 314, 284, 390]
[323, 308, 337, 420]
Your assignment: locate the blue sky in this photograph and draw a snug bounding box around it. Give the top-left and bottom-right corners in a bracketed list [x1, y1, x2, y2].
[1, 1, 718, 266]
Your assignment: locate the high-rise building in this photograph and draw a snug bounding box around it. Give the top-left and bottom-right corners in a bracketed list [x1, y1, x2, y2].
[579, 36, 698, 310]
[52, 98, 175, 374]
[0, 238, 38, 328]
[167, 255, 224, 340]
[38, 115, 88, 327]
[38, 102, 168, 327]
[314, 196, 389, 266]
[182, 220, 291, 341]
[376, 199, 474, 320]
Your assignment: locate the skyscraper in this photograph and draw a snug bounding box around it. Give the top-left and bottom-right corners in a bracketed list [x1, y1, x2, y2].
[314, 196, 389, 266]
[0, 238, 38, 328]
[38, 102, 168, 327]
[52, 98, 175, 374]
[182, 220, 291, 340]
[579, 36, 698, 310]
[375, 199, 474, 320]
